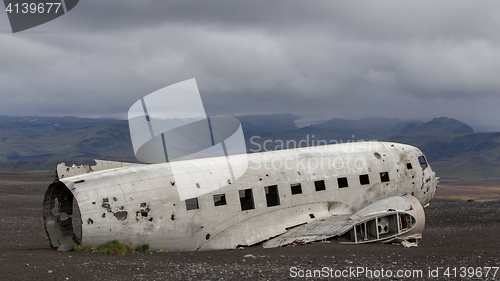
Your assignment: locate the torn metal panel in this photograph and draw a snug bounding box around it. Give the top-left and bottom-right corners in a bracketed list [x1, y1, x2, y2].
[262, 214, 352, 248]
[56, 160, 143, 179]
[401, 240, 419, 248]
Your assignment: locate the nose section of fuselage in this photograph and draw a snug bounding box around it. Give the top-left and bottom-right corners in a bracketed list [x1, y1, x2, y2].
[422, 162, 439, 205]
[429, 168, 439, 200]
[407, 144, 438, 206]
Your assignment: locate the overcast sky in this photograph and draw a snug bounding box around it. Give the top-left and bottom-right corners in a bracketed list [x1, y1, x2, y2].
[1, 1, 500, 131]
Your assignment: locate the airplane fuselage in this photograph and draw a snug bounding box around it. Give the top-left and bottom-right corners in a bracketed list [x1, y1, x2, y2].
[43, 141, 438, 251]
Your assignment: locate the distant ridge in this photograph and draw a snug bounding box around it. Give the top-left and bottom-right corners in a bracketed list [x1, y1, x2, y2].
[311, 117, 407, 132]
[236, 113, 300, 136]
[310, 116, 473, 135]
[0, 114, 301, 170]
[1, 114, 499, 177]
[0, 115, 117, 126]
[395, 117, 474, 135]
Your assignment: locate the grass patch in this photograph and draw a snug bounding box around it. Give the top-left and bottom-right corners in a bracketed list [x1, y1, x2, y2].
[74, 240, 149, 256]
[74, 244, 99, 253]
[135, 244, 150, 252]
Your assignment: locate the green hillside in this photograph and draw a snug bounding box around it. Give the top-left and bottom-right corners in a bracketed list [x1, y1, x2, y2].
[0, 119, 134, 161]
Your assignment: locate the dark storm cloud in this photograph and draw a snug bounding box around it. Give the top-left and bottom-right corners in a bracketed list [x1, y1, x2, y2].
[1, 0, 500, 129]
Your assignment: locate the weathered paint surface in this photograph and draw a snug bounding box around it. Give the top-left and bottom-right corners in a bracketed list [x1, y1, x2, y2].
[43, 141, 438, 251]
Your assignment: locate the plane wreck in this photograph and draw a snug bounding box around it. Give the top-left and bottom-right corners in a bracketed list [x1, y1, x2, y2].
[43, 141, 438, 252]
[43, 79, 438, 251]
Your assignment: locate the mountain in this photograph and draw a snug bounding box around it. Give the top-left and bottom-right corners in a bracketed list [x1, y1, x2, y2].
[248, 117, 474, 151]
[309, 116, 473, 136]
[392, 117, 474, 135]
[236, 113, 300, 137]
[245, 116, 500, 178]
[0, 114, 301, 170]
[0, 117, 134, 166]
[1, 115, 499, 177]
[311, 117, 407, 132]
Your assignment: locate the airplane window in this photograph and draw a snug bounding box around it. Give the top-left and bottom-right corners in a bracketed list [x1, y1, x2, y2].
[239, 189, 255, 211]
[337, 177, 348, 188]
[265, 185, 280, 207]
[291, 183, 302, 195]
[185, 198, 199, 210]
[314, 180, 326, 191]
[213, 194, 227, 206]
[359, 174, 370, 185]
[380, 172, 390, 182]
[418, 156, 428, 170]
[407, 163, 413, 170]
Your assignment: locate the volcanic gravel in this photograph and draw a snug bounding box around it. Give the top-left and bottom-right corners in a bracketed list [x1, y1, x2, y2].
[0, 171, 499, 280]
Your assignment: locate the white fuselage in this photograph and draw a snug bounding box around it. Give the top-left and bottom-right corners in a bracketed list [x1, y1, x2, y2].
[46, 141, 438, 251]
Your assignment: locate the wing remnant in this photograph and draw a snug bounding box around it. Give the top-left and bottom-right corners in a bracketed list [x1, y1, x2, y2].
[263, 195, 424, 248]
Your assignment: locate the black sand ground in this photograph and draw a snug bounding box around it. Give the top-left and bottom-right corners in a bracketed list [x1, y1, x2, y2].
[0, 171, 499, 280]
